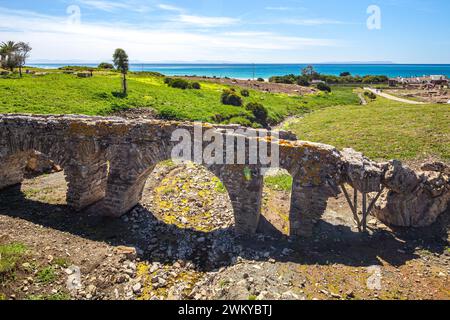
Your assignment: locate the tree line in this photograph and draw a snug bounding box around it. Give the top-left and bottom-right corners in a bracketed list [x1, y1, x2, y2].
[269, 65, 388, 86]
[0, 41, 32, 77]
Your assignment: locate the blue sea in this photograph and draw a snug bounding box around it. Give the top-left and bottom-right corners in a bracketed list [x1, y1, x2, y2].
[28, 63, 450, 79]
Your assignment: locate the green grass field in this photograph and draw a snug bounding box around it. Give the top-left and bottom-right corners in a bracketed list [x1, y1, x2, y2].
[1, 70, 448, 162]
[283, 96, 450, 161]
[0, 71, 359, 127]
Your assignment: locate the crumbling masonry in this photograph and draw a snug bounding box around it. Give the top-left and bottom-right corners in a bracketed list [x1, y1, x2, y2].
[1, 114, 449, 236]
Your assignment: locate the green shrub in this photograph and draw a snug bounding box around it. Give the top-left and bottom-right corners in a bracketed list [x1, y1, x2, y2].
[257, 78, 265, 82]
[269, 74, 297, 84]
[165, 78, 199, 90]
[221, 89, 243, 106]
[246, 102, 268, 128]
[168, 78, 189, 90]
[364, 91, 377, 100]
[189, 82, 201, 90]
[98, 62, 114, 69]
[240, 89, 250, 97]
[316, 82, 331, 92]
[164, 77, 173, 85]
[297, 77, 310, 87]
[58, 66, 97, 72]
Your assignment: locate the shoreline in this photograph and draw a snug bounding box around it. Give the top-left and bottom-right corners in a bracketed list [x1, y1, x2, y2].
[26, 63, 450, 79]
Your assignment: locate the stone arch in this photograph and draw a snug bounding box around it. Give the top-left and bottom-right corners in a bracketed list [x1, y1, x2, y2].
[0, 133, 109, 211]
[100, 139, 264, 235]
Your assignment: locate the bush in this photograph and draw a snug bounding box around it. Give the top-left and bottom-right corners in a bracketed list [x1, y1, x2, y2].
[189, 82, 201, 90]
[257, 78, 265, 82]
[171, 78, 190, 89]
[58, 66, 98, 72]
[221, 89, 243, 106]
[245, 102, 268, 128]
[166, 78, 189, 90]
[77, 72, 92, 78]
[364, 91, 377, 100]
[240, 89, 250, 97]
[296, 77, 310, 87]
[269, 74, 297, 84]
[340, 72, 351, 77]
[316, 82, 331, 92]
[98, 62, 114, 69]
[165, 77, 200, 90]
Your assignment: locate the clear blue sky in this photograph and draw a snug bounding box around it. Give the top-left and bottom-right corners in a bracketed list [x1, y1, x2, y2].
[0, 0, 449, 63]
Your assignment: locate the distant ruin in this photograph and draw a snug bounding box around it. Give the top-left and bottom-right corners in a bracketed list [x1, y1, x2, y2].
[1, 114, 449, 236]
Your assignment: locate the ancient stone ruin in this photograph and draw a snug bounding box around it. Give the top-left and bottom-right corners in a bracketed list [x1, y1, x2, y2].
[0, 114, 449, 237]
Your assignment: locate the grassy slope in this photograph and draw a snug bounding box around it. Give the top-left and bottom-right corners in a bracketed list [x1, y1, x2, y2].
[284, 96, 450, 161]
[3, 71, 447, 161]
[0, 72, 359, 125]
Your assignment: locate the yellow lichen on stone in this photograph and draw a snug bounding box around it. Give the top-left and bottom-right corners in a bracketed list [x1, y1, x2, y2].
[69, 121, 130, 137]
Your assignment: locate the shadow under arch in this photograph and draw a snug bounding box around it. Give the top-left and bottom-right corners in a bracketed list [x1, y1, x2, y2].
[1, 179, 448, 272]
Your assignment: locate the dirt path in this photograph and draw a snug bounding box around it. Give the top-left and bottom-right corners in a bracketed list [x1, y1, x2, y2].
[364, 87, 425, 105]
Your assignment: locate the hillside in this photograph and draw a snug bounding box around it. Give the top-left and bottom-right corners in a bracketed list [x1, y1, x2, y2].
[0, 71, 359, 127]
[283, 96, 450, 162]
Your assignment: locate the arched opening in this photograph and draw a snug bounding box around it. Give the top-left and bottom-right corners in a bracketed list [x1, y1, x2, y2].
[0, 145, 109, 211]
[0, 150, 69, 214]
[261, 166, 345, 238]
[140, 160, 235, 233]
[260, 168, 293, 236]
[22, 150, 68, 206]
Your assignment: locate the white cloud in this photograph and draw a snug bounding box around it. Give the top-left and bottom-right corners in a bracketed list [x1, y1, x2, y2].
[174, 14, 240, 27]
[77, 0, 150, 13]
[157, 4, 184, 12]
[0, 8, 340, 63]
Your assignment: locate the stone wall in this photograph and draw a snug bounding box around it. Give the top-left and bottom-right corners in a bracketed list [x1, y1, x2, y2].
[0, 114, 448, 236]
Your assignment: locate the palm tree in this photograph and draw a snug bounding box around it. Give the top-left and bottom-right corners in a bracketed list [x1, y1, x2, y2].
[113, 48, 129, 95]
[0, 41, 20, 71]
[16, 42, 32, 77]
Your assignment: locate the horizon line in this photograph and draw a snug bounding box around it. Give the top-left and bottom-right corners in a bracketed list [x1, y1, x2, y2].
[27, 61, 450, 65]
